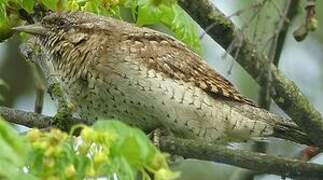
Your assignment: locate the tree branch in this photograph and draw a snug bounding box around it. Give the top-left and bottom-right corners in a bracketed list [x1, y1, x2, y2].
[1, 105, 323, 179]
[0, 106, 87, 129]
[160, 136, 323, 180]
[178, 0, 323, 149]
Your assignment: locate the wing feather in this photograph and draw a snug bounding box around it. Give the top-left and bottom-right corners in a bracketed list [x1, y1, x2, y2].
[124, 29, 256, 106]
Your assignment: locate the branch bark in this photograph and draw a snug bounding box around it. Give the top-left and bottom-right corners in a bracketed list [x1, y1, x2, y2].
[0, 106, 87, 129]
[160, 136, 323, 180]
[178, 0, 323, 149]
[1, 106, 323, 179]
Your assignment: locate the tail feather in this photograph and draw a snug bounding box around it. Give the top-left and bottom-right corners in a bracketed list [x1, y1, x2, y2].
[272, 121, 314, 146]
[227, 101, 313, 145]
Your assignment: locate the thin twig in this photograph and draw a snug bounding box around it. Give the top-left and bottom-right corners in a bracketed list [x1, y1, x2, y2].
[293, 0, 316, 41]
[227, 0, 266, 19]
[259, 0, 298, 109]
[225, 1, 268, 75]
[30, 63, 46, 113]
[273, 0, 299, 65]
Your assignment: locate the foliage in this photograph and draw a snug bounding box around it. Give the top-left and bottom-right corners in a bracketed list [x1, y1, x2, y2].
[0, 118, 179, 180]
[0, 117, 35, 180]
[0, 0, 201, 53]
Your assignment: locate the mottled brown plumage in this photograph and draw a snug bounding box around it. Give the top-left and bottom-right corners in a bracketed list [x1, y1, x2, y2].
[16, 12, 311, 145]
[125, 31, 255, 106]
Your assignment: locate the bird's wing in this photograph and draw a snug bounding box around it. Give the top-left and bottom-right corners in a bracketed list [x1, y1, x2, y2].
[125, 29, 256, 106]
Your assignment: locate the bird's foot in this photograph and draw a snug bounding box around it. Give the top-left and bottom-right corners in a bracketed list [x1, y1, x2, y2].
[148, 128, 163, 149]
[147, 128, 184, 164]
[48, 82, 76, 131]
[168, 154, 185, 165]
[52, 103, 75, 131]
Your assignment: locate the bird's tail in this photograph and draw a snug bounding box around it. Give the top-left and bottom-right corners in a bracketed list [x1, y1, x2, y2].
[226, 101, 314, 145]
[272, 121, 314, 146]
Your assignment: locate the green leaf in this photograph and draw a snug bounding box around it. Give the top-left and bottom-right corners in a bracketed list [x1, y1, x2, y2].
[81, 0, 120, 17]
[0, 118, 30, 179]
[118, 130, 151, 167]
[136, 2, 161, 25]
[82, 0, 100, 13]
[0, 1, 7, 24]
[111, 156, 137, 180]
[92, 120, 129, 135]
[0, 118, 28, 165]
[129, 0, 202, 53]
[40, 0, 57, 11]
[93, 120, 157, 169]
[66, 0, 80, 11]
[18, 0, 35, 13]
[0, 13, 21, 42]
[166, 5, 201, 54]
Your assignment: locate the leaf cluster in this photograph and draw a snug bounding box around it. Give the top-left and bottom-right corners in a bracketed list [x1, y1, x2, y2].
[0, 0, 201, 53]
[0, 118, 179, 180]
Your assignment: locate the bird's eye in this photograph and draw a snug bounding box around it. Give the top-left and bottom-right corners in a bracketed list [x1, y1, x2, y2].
[57, 19, 67, 27]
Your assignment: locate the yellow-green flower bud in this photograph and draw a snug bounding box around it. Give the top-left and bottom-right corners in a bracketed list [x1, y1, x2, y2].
[79, 143, 91, 155]
[85, 165, 96, 177]
[44, 158, 55, 168]
[32, 141, 48, 150]
[64, 164, 76, 178]
[155, 168, 180, 180]
[307, 18, 318, 31]
[94, 152, 109, 165]
[81, 127, 97, 143]
[150, 153, 168, 170]
[26, 129, 42, 142]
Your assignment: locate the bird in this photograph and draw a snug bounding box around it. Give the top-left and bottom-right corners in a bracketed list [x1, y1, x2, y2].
[14, 11, 311, 145]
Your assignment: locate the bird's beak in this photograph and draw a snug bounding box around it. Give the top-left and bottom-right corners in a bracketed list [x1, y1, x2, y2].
[12, 23, 48, 35]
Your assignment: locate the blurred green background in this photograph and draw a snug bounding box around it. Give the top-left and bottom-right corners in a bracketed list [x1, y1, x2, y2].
[0, 0, 322, 179]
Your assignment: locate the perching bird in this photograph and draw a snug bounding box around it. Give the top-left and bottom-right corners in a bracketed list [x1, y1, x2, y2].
[15, 12, 311, 145]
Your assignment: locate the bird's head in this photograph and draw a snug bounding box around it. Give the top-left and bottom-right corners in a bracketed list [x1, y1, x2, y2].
[14, 12, 121, 59]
